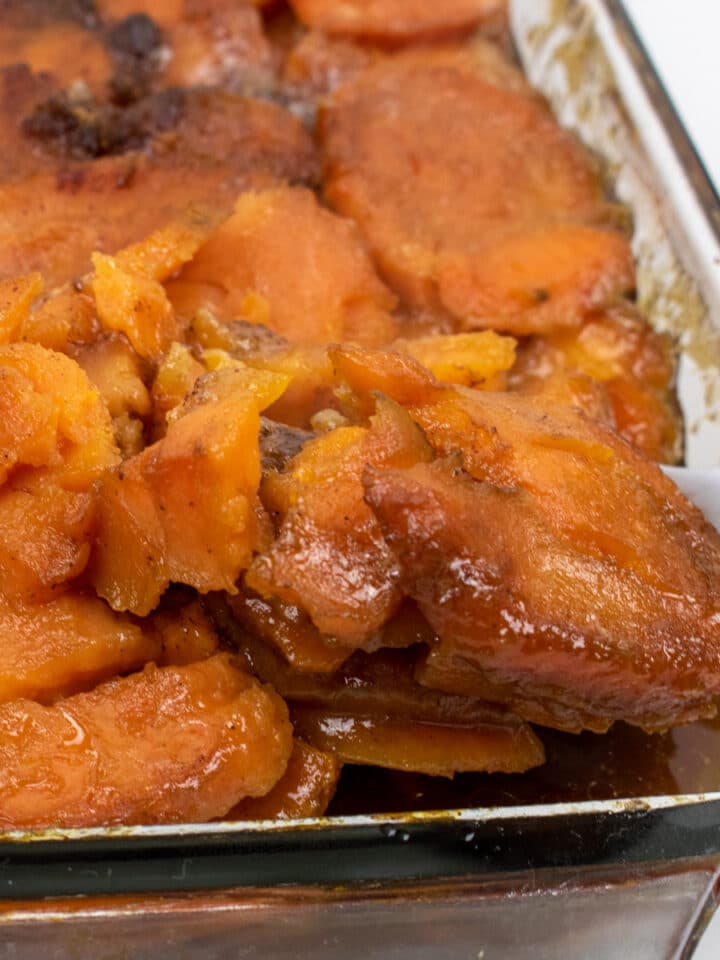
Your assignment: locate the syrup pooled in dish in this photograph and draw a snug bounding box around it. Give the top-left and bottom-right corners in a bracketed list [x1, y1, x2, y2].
[0, 0, 716, 828]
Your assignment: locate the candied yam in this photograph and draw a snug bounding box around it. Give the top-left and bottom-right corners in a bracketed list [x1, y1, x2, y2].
[248, 396, 432, 644]
[364, 431, 720, 733]
[436, 223, 635, 335]
[512, 306, 682, 463]
[112, 220, 210, 283]
[331, 343, 444, 415]
[0, 479, 95, 600]
[0, 654, 293, 828]
[19, 285, 99, 353]
[230, 588, 350, 673]
[0, 344, 118, 599]
[321, 48, 632, 333]
[291, 707, 544, 777]
[0, 21, 111, 96]
[0, 343, 118, 486]
[0, 592, 160, 705]
[168, 187, 398, 347]
[289, 0, 506, 43]
[394, 331, 516, 388]
[92, 252, 185, 361]
[284, 31, 377, 99]
[226, 739, 341, 820]
[0, 274, 42, 344]
[90, 367, 287, 614]
[0, 93, 318, 289]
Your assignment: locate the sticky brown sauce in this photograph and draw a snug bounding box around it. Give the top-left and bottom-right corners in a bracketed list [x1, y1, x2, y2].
[328, 713, 720, 814]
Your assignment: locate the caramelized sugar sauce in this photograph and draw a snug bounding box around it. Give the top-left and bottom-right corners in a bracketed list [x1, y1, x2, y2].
[328, 712, 720, 814]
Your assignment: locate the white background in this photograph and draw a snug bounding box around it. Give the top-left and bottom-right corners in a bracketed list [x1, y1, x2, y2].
[623, 0, 720, 189]
[619, 5, 720, 955]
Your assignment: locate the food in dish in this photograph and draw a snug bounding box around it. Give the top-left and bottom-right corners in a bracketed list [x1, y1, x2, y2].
[0, 0, 716, 829]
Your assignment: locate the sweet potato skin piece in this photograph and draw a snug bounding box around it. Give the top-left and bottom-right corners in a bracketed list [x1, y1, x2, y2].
[90, 367, 287, 615]
[168, 187, 398, 347]
[226, 739, 341, 820]
[364, 443, 720, 733]
[290, 0, 506, 43]
[321, 47, 634, 334]
[0, 654, 293, 828]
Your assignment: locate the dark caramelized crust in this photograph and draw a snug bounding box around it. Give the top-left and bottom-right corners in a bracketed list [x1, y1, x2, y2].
[0, 90, 318, 287]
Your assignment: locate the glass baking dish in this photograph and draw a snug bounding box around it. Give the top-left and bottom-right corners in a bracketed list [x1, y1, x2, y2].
[2, 1, 720, 956]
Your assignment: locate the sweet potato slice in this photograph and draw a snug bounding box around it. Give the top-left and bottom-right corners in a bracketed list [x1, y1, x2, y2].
[291, 707, 544, 777]
[168, 186, 398, 347]
[0, 654, 292, 828]
[248, 396, 432, 644]
[0, 344, 119, 600]
[0, 91, 318, 289]
[364, 445, 720, 733]
[90, 366, 288, 615]
[0, 592, 160, 706]
[289, 0, 506, 43]
[226, 739, 341, 820]
[321, 47, 633, 334]
[213, 595, 543, 776]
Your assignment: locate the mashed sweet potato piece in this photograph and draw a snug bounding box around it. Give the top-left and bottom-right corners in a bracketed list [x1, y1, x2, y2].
[321, 47, 634, 334]
[168, 186, 398, 347]
[0, 654, 292, 828]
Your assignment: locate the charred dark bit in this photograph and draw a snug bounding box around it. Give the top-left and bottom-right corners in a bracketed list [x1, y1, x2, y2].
[260, 418, 312, 473]
[0, 0, 97, 29]
[22, 87, 185, 160]
[106, 13, 166, 105]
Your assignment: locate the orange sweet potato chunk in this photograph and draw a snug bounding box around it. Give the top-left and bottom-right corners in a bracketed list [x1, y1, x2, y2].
[0, 654, 293, 828]
[321, 47, 634, 334]
[226, 739, 341, 820]
[167, 186, 398, 347]
[248, 396, 432, 644]
[90, 366, 288, 615]
[393, 330, 516, 388]
[0, 592, 160, 706]
[291, 707, 544, 777]
[92, 252, 186, 362]
[512, 305, 682, 463]
[0, 344, 119, 601]
[290, 0, 506, 42]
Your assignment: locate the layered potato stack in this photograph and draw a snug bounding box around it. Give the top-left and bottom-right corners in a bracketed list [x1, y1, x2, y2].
[0, 0, 717, 828]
